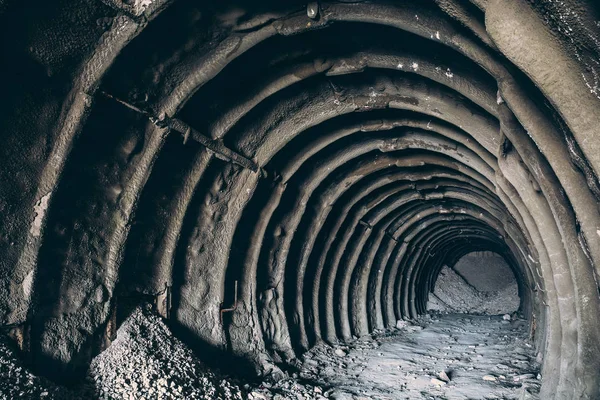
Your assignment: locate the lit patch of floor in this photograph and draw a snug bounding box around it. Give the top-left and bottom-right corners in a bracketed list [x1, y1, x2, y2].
[296, 314, 540, 400]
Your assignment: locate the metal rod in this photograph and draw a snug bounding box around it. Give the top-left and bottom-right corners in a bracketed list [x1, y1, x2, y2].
[100, 91, 258, 172]
[220, 280, 238, 323]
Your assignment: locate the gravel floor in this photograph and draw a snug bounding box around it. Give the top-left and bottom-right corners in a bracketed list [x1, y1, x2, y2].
[87, 306, 245, 400]
[297, 314, 540, 400]
[0, 306, 248, 400]
[1, 309, 539, 399]
[0, 336, 79, 400]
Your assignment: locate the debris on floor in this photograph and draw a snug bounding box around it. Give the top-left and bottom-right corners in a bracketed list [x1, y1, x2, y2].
[296, 313, 541, 399]
[0, 306, 248, 400]
[1, 309, 540, 399]
[87, 306, 245, 400]
[246, 377, 328, 399]
[0, 336, 79, 400]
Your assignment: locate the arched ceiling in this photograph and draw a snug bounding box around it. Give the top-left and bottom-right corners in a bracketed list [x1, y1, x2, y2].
[0, 0, 599, 398]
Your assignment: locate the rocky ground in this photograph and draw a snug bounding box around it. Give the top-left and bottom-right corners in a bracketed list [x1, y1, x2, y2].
[0, 306, 247, 400]
[87, 307, 244, 400]
[0, 335, 79, 399]
[0, 308, 539, 399]
[296, 314, 540, 400]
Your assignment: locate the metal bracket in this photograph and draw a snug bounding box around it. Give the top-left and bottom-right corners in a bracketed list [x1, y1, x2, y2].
[307, 2, 319, 19]
[358, 219, 372, 230]
[385, 231, 398, 242]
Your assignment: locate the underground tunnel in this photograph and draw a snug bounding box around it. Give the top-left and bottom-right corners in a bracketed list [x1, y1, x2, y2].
[0, 0, 599, 398]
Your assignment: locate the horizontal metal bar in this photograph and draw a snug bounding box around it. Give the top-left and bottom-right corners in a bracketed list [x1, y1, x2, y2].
[100, 91, 259, 172]
[168, 118, 258, 172]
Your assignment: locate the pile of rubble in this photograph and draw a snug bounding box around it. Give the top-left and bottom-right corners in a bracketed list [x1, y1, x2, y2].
[1, 307, 539, 399]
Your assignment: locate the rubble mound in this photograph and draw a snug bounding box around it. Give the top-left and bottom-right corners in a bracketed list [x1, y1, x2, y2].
[87, 306, 244, 400]
[427, 266, 520, 315]
[0, 337, 79, 400]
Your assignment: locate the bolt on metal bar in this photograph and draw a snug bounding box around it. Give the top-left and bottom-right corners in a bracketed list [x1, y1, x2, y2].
[100, 91, 258, 172]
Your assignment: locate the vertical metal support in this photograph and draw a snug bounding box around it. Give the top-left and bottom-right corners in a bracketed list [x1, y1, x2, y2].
[155, 285, 171, 319]
[99, 300, 117, 352]
[220, 280, 238, 323]
[166, 285, 172, 320]
[6, 324, 30, 353]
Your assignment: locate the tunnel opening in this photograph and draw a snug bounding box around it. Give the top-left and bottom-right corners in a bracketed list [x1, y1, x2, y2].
[427, 251, 521, 316]
[1, 0, 600, 398]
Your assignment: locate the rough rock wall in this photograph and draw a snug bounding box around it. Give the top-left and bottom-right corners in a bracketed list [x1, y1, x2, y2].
[0, 1, 599, 398]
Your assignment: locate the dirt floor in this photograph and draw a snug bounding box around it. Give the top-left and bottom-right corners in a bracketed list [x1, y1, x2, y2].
[0, 309, 540, 399]
[293, 314, 540, 400]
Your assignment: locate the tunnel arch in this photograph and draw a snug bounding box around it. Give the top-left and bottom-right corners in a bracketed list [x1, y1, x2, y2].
[1, 0, 600, 398]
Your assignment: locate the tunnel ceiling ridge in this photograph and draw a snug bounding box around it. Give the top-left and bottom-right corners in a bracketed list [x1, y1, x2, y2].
[1, 0, 600, 398]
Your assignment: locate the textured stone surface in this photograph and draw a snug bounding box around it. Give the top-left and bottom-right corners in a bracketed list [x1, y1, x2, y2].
[0, 1, 599, 398]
